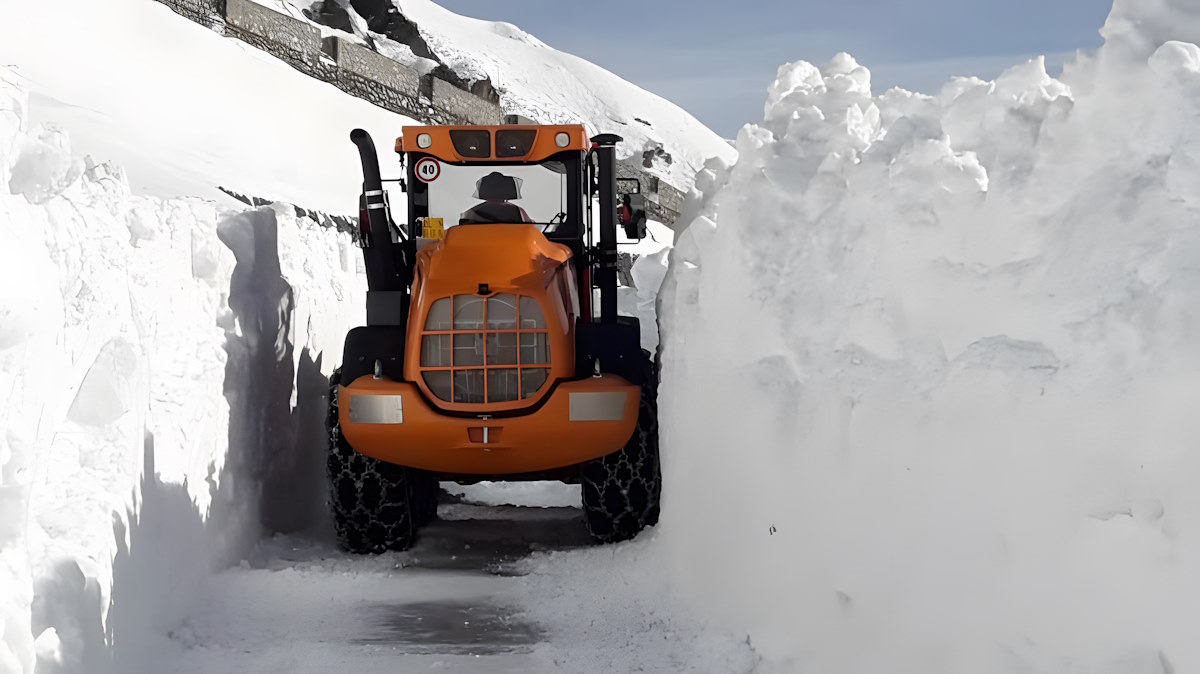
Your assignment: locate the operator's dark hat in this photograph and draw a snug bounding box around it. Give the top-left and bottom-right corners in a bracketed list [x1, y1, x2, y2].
[474, 172, 522, 200]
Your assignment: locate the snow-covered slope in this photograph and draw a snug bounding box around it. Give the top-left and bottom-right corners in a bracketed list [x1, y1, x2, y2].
[0, 0, 415, 215]
[659, 0, 1200, 671]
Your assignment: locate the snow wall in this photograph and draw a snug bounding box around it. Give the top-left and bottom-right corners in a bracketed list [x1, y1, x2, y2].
[0, 69, 362, 673]
[659, 0, 1200, 672]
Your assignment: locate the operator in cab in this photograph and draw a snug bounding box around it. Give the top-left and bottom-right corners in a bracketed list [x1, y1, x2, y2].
[459, 172, 534, 225]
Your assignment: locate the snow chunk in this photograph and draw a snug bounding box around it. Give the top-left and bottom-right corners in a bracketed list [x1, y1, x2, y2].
[1101, 0, 1200, 59]
[0, 70, 25, 190]
[1149, 40, 1200, 78]
[8, 125, 83, 204]
[67, 338, 141, 427]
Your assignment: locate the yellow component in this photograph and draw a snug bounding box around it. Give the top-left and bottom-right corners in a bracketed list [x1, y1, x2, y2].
[420, 217, 445, 239]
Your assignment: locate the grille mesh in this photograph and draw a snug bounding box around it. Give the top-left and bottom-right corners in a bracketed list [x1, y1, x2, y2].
[420, 294, 550, 404]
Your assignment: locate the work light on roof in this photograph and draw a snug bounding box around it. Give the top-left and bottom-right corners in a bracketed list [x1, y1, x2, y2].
[417, 133, 432, 149]
[555, 132, 570, 148]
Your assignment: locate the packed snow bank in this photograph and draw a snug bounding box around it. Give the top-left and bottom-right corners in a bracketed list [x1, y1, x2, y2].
[660, 1, 1200, 671]
[0, 69, 363, 673]
[615, 219, 673, 353]
[517, 536, 758, 673]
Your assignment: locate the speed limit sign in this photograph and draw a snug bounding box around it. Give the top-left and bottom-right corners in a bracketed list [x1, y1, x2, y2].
[415, 157, 441, 183]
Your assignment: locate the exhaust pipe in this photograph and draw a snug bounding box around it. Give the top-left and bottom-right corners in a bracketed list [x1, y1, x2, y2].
[350, 128, 384, 192]
[591, 133, 621, 324]
[350, 129, 402, 289]
[350, 129, 409, 325]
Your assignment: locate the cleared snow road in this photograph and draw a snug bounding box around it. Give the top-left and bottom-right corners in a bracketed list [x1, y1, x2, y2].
[158, 491, 590, 673]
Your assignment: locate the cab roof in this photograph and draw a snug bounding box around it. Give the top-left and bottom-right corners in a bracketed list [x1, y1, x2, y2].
[397, 124, 588, 163]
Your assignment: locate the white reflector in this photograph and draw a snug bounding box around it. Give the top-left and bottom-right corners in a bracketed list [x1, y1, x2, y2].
[569, 392, 626, 422]
[348, 395, 404, 424]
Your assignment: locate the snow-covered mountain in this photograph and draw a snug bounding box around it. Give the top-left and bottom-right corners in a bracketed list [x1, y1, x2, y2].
[258, 0, 736, 191]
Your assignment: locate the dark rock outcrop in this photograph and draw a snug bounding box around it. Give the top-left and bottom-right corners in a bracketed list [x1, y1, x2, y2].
[642, 144, 673, 168]
[302, 1, 352, 33]
[344, 0, 468, 88]
[470, 78, 500, 105]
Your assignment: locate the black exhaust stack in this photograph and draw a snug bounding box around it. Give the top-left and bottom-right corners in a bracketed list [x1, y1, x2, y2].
[351, 129, 410, 325]
[577, 133, 645, 384]
[591, 133, 621, 325]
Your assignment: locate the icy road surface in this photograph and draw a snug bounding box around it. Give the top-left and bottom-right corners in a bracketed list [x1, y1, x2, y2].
[159, 488, 588, 673]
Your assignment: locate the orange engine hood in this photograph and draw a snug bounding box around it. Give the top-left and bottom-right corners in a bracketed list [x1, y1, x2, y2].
[406, 224, 578, 413]
[415, 224, 571, 295]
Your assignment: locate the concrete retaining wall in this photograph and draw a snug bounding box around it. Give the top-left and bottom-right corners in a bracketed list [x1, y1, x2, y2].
[328, 38, 420, 98]
[431, 78, 502, 125]
[656, 182, 685, 215]
[322, 37, 435, 119]
[225, 0, 329, 77]
[617, 162, 686, 224]
[157, 0, 227, 30]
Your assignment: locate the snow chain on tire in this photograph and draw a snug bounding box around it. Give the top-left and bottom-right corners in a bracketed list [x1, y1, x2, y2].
[326, 370, 417, 553]
[580, 356, 662, 543]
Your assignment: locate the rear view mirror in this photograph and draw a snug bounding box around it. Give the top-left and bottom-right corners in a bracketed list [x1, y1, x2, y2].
[620, 192, 647, 240]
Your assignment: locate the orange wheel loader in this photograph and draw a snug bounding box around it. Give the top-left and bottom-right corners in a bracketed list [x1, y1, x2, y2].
[329, 123, 658, 553]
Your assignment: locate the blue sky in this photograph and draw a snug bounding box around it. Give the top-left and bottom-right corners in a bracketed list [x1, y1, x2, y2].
[434, 0, 1114, 138]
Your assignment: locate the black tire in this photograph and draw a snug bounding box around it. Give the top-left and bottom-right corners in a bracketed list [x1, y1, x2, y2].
[580, 357, 661, 543]
[409, 470, 440, 527]
[326, 370, 417, 553]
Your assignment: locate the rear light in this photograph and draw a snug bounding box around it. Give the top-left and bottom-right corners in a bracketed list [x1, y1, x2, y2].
[555, 132, 570, 148]
[496, 129, 537, 158]
[449, 129, 490, 158]
[418, 294, 550, 404]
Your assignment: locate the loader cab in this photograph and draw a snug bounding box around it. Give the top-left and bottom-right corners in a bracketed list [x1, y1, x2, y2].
[350, 123, 640, 347]
[392, 125, 596, 412]
[398, 125, 589, 248]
